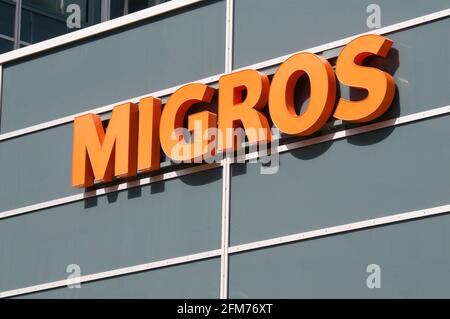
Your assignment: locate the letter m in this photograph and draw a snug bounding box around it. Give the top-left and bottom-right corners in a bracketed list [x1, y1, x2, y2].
[72, 103, 138, 188]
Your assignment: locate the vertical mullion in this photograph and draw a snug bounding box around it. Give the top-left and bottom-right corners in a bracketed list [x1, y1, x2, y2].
[124, 0, 129, 15]
[101, 0, 111, 22]
[220, 0, 234, 300]
[13, 0, 22, 49]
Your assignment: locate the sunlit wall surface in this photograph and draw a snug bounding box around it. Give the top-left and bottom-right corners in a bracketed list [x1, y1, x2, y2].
[1, 0, 450, 298]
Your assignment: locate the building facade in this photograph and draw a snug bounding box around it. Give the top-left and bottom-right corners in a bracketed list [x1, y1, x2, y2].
[0, 0, 168, 53]
[1, 0, 450, 298]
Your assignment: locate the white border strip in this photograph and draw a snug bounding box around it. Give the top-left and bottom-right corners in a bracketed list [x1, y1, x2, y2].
[242, 105, 450, 162]
[13, 0, 22, 50]
[0, 8, 449, 142]
[228, 203, 450, 254]
[237, 8, 450, 72]
[1, 104, 450, 221]
[220, 157, 231, 299]
[0, 0, 207, 64]
[0, 73, 222, 142]
[219, 0, 234, 300]
[0, 162, 221, 220]
[0, 249, 222, 298]
[2, 202, 450, 298]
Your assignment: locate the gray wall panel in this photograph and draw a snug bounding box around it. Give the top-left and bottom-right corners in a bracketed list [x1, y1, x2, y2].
[257, 17, 450, 121]
[0, 168, 222, 291]
[233, 0, 450, 68]
[0, 123, 75, 212]
[339, 17, 450, 118]
[230, 115, 450, 245]
[229, 214, 450, 298]
[0, 0, 225, 132]
[3, 17, 450, 211]
[18, 259, 220, 299]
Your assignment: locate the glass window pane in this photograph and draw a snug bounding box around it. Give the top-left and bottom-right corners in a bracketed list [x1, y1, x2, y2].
[0, 0, 15, 37]
[21, 0, 101, 44]
[128, 0, 169, 14]
[110, 0, 125, 19]
[20, 7, 69, 43]
[0, 37, 14, 54]
[23, 0, 89, 23]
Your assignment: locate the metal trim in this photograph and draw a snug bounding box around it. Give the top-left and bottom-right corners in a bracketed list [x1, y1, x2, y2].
[220, 157, 231, 299]
[224, 0, 233, 73]
[219, 0, 234, 300]
[124, 0, 129, 15]
[0, 9, 449, 140]
[235, 8, 450, 73]
[0, 249, 222, 298]
[1, 104, 450, 220]
[101, 0, 111, 22]
[1, 4, 447, 65]
[0, 34, 14, 42]
[0, 73, 221, 142]
[2, 202, 450, 298]
[0, 0, 208, 64]
[241, 105, 450, 162]
[13, 0, 22, 50]
[0, 162, 221, 220]
[228, 204, 450, 254]
[0, 33, 30, 46]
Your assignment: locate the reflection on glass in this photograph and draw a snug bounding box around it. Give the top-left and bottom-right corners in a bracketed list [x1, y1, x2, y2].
[110, 0, 126, 19]
[0, 0, 15, 37]
[111, 0, 171, 18]
[128, 0, 170, 13]
[0, 37, 14, 54]
[0, 0, 176, 54]
[21, 0, 101, 44]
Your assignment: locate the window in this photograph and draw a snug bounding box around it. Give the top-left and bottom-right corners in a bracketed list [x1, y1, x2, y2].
[0, 0, 15, 53]
[0, 0, 172, 54]
[128, 0, 169, 14]
[21, 0, 102, 44]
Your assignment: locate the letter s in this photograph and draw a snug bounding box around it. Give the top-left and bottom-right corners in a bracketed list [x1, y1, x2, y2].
[334, 34, 395, 123]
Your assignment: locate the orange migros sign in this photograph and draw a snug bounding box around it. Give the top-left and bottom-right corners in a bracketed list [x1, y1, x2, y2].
[72, 34, 395, 188]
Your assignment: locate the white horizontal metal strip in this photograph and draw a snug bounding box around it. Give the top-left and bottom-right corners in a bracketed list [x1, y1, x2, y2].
[228, 203, 450, 254]
[0, 73, 222, 142]
[0, 162, 221, 220]
[3, 201, 450, 298]
[0, 248, 222, 298]
[0, 8, 449, 142]
[242, 104, 450, 162]
[0, 0, 208, 65]
[1, 105, 450, 220]
[237, 8, 450, 72]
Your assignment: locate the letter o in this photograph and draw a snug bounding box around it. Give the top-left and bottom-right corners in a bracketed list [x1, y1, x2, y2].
[268, 52, 336, 136]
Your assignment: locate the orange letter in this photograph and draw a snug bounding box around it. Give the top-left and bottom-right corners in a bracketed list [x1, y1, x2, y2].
[218, 70, 271, 151]
[137, 96, 162, 172]
[159, 83, 216, 162]
[268, 52, 336, 136]
[334, 34, 395, 122]
[72, 103, 138, 188]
